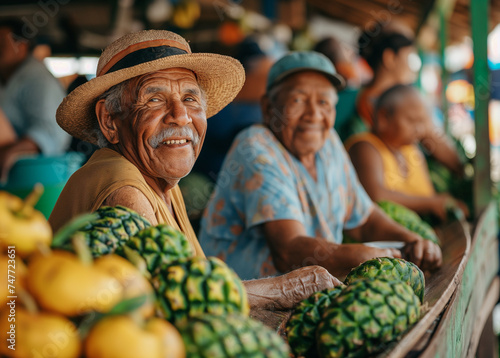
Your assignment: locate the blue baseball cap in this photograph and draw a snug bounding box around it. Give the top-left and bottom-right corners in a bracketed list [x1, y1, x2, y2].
[266, 51, 346, 92]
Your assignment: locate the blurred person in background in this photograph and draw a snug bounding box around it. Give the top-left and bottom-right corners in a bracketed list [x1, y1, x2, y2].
[354, 25, 464, 176]
[0, 108, 16, 148]
[0, 18, 70, 182]
[346, 84, 468, 221]
[314, 36, 362, 89]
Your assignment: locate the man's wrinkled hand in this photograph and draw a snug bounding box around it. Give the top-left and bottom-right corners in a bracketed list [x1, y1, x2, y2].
[244, 265, 344, 311]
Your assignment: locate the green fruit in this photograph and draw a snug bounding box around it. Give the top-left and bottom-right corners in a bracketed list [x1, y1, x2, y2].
[177, 314, 290, 358]
[117, 224, 194, 274]
[53, 205, 151, 257]
[427, 157, 452, 194]
[152, 256, 249, 324]
[344, 257, 425, 303]
[317, 278, 420, 358]
[377, 200, 440, 245]
[286, 286, 344, 357]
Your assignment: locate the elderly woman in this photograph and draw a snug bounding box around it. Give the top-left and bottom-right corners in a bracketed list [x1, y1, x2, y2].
[346, 84, 468, 221]
[49, 30, 341, 310]
[199, 51, 442, 280]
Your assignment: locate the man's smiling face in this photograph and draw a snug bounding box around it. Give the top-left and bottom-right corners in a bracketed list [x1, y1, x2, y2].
[114, 68, 207, 183]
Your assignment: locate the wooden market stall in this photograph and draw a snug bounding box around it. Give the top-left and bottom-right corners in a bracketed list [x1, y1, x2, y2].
[0, 0, 497, 356]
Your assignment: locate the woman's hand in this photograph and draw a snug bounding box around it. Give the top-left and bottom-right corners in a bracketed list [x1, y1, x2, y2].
[430, 194, 469, 222]
[344, 244, 402, 265]
[403, 237, 442, 271]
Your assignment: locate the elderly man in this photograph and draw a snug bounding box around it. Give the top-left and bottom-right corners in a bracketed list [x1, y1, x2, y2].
[199, 51, 442, 280]
[49, 30, 341, 310]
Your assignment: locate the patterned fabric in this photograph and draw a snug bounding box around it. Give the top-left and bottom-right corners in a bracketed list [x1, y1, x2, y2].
[199, 124, 373, 280]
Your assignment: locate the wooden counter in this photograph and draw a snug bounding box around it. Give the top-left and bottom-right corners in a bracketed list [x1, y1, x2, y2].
[418, 202, 499, 358]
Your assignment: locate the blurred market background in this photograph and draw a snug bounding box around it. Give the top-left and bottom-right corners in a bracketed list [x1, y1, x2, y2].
[0, 0, 498, 226]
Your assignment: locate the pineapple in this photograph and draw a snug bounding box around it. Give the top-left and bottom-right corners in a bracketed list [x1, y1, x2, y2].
[152, 256, 249, 324]
[344, 257, 425, 303]
[378, 200, 440, 245]
[287, 286, 344, 357]
[317, 278, 420, 358]
[118, 224, 194, 274]
[53, 205, 151, 256]
[177, 314, 290, 358]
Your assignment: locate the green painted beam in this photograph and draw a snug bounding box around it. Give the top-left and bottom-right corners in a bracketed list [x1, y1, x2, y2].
[471, 0, 492, 218]
[439, 8, 449, 135]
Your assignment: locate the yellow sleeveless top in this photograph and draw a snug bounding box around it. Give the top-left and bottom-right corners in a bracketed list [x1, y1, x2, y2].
[345, 132, 435, 197]
[49, 148, 204, 257]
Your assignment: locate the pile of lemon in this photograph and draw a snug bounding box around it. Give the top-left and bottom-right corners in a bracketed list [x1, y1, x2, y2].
[0, 186, 185, 358]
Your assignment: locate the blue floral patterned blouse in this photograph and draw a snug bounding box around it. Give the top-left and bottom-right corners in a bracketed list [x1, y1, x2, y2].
[199, 124, 373, 280]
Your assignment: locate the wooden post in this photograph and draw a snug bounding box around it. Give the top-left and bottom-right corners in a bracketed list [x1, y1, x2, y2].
[439, 7, 449, 135]
[471, 0, 493, 217]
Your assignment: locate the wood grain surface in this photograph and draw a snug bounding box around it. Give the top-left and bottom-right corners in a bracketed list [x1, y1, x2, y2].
[419, 203, 499, 358]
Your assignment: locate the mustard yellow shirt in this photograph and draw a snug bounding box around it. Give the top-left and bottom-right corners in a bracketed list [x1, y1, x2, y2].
[49, 148, 204, 257]
[345, 132, 435, 197]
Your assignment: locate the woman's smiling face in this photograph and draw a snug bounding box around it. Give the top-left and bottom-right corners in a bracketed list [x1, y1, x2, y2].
[264, 71, 338, 161]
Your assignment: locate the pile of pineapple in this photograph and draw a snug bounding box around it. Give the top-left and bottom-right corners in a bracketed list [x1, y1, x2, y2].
[286, 257, 425, 358]
[0, 187, 289, 358]
[284, 201, 439, 358]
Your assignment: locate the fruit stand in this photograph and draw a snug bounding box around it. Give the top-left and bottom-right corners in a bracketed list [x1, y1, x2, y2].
[252, 205, 498, 357]
[0, 1, 499, 357]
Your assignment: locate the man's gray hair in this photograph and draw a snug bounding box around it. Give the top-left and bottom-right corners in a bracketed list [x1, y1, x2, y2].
[94, 79, 131, 148]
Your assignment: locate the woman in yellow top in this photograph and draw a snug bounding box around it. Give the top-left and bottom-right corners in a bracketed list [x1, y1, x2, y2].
[346, 84, 468, 222]
[354, 25, 464, 176]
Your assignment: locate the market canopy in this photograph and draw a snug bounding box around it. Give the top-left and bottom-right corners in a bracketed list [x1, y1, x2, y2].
[1, 0, 500, 52]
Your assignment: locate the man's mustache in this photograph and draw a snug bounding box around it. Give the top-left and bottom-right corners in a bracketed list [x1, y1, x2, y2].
[149, 126, 200, 149]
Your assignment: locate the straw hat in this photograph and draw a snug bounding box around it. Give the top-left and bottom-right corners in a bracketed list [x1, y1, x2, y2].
[56, 30, 245, 145]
